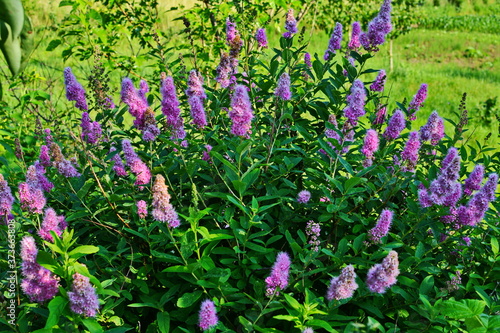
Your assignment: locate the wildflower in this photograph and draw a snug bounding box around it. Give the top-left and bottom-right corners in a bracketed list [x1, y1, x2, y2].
[325, 114, 342, 145]
[361, 129, 379, 167]
[216, 53, 234, 89]
[160, 74, 186, 140]
[50, 143, 80, 178]
[226, 17, 239, 45]
[443, 271, 461, 292]
[343, 79, 366, 126]
[283, 9, 298, 38]
[370, 70, 387, 92]
[275, 72, 292, 101]
[324, 22, 343, 61]
[198, 300, 218, 331]
[348, 22, 362, 50]
[121, 140, 151, 188]
[152, 174, 180, 228]
[419, 111, 444, 145]
[20, 236, 59, 302]
[67, 273, 100, 317]
[306, 220, 321, 252]
[304, 52, 312, 67]
[80, 112, 102, 144]
[297, 190, 311, 204]
[326, 265, 359, 300]
[428, 147, 462, 207]
[366, 250, 400, 293]
[142, 108, 160, 142]
[265, 252, 291, 297]
[202, 144, 212, 162]
[373, 105, 387, 125]
[109, 146, 127, 177]
[33, 161, 53, 192]
[360, 0, 392, 51]
[186, 70, 207, 100]
[0, 174, 14, 218]
[64, 67, 88, 110]
[383, 109, 405, 140]
[121, 77, 148, 130]
[138, 79, 149, 104]
[38, 208, 67, 242]
[463, 237, 471, 246]
[44, 129, 53, 146]
[303, 328, 314, 333]
[408, 84, 428, 120]
[456, 173, 498, 227]
[229, 85, 254, 137]
[137, 200, 148, 219]
[368, 209, 393, 243]
[188, 96, 208, 129]
[401, 131, 421, 172]
[39, 145, 51, 167]
[463, 164, 485, 196]
[255, 28, 268, 48]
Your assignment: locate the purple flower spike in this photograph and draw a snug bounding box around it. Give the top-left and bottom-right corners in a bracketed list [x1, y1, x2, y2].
[255, 28, 268, 48]
[348, 22, 362, 50]
[373, 106, 387, 125]
[121, 77, 148, 129]
[275, 72, 292, 101]
[229, 85, 254, 137]
[198, 300, 218, 331]
[370, 70, 387, 92]
[419, 111, 444, 145]
[122, 139, 151, 189]
[189, 96, 207, 129]
[366, 250, 400, 293]
[39, 145, 51, 167]
[326, 265, 359, 301]
[137, 200, 148, 219]
[306, 220, 321, 252]
[343, 79, 366, 126]
[68, 273, 100, 317]
[368, 209, 393, 243]
[265, 252, 291, 297]
[283, 8, 298, 38]
[464, 164, 485, 196]
[109, 146, 127, 177]
[324, 22, 343, 61]
[160, 74, 186, 140]
[408, 84, 428, 120]
[360, 0, 393, 51]
[297, 190, 311, 204]
[0, 174, 14, 218]
[152, 174, 180, 228]
[186, 70, 207, 100]
[216, 53, 233, 89]
[38, 208, 67, 242]
[80, 112, 102, 144]
[304, 53, 312, 68]
[401, 131, 421, 172]
[457, 173, 498, 227]
[361, 129, 379, 167]
[64, 67, 88, 110]
[138, 79, 149, 104]
[226, 18, 238, 45]
[383, 109, 405, 140]
[202, 144, 213, 162]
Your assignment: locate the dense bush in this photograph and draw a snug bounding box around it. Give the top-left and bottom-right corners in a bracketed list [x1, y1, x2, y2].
[1, 0, 499, 332]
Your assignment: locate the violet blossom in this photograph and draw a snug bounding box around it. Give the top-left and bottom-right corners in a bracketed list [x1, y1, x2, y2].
[366, 250, 400, 293]
[160, 74, 186, 140]
[67, 273, 100, 317]
[324, 22, 343, 61]
[265, 252, 291, 297]
[229, 85, 254, 137]
[368, 209, 393, 243]
[408, 84, 428, 120]
[255, 28, 268, 48]
[326, 265, 359, 300]
[401, 131, 421, 172]
[370, 70, 387, 92]
[122, 139, 151, 188]
[64, 67, 88, 110]
[198, 299, 218, 331]
[152, 174, 180, 228]
[419, 111, 444, 145]
[383, 109, 405, 140]
[275, 72, 292, 101]
[283, 9, 298, 38]
[348, 22, 362, 50]
[361, 129, 379, 167]
[343, 79, 366, 126]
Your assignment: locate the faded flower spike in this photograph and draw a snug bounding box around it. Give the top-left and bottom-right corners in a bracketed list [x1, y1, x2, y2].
[68, 273, 100, 317]
[265, 252, 291, 297]
[324, 22, 343, 61]
[152, 174, 180, 228]
[326, 265, 359, 301]
[64, 67, 88, 110]
[368, 209, 393, 244]
[283, 8, 298, 38]
[198, 299, 218, 331]
[255, 28, 268, 48]
[366, 250, 400, 293]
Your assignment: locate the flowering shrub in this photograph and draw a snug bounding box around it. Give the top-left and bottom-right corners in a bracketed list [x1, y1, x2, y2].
[1, 1, 499, 332]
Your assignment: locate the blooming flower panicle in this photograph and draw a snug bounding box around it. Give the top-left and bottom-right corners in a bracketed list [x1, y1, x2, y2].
[50, 143, 81, 178]
[255, 28, 268, 48]
[186, 70, 207, 100]
[265, 252, 291, 297]
[121, 139, 151, 188]
[226, 18, 239, 45]
[303, 328, 314, 333]
[121, 77, 148, 129]
[64, 67, 88, 110]
[283, 9, 298, 38]
[38, 208, 67, 242]
[39, 145, 51, 167]
[456, 173, 498, 227]
[109, 146, 127, 177]
[326, 265, 359, 301]
[324, 22, 343, 61]
[137, 200, 148, 219]
[198, 299, 218, 331]
[160, 74, 186, 140]
[142, 108, 160, 142]
[370, 70, 387, 92]
[408, 84, 428, 120]
[383, 109, 405, 140]
[366, 250, 399, 293]
[275, 72, 292, 101]
[216, 53, 234, 89]
[306, 220, 321, 252]
[0, 174, 14, 218]
[67, 273, 100, 317]
[297, 190, 311, 204]
[229, 85, 254, 137]
[138, 79, 149, 104]
[189, 95, 208, 129]
[33, 162, 54, 192]
[348, 22, 362, 50]
[152, 174, 180, 228]
[80, 112, 102, 144]
[304, 52, 312, 68]
[368, 209, 393, 243]
[428, 147, 462, 207]
[361, 129, 379, 167]
[360, 0, 392, 51]
[419, 111, 444, 145]
[373, 105, 387, 125]
[343, 79, 366, 126]
[202, 144, 213, 162]
[464, 164, 485, 196]
[18, 182, 46, 214]
[401, 131, 421, 172]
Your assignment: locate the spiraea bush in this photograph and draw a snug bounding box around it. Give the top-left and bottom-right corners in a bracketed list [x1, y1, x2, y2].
[1, 0, 499, 332]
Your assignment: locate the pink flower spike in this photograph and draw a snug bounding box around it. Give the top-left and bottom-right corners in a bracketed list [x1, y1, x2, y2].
[265, 252, 291, 297]
[198, 299, 218, 331]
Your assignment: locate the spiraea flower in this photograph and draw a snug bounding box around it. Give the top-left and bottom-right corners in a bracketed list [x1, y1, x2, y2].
[275, 72, 292, 101]
[226, 17, 239, 45]
[189, 96, 208, 129]
[49, 143, 81, 178]
[343, 79, 366, 126]
[0, 174, 14, 218]
[348, 22, 362, 50]
[302, 328, 314, 333]
[361, 129, 379, 167]
[383, 109, 405, 140]
[20, 236, 59, 302]
[64, 67, 88, 110]
[456, 173, 498, 227]
[229, 85, 254, 137]
[202, 144, 213, 162]
[419, 111, 444, 145]
[430, 147, 462, 207]
[121, 77, 148, 130]
[109, 146, 127, 177]
[297, 190, 311, 204]
[368, 209, 393, 243]
[198, 299, 218, 331]
[306, 220, 321, 252]
[39, 145, 51, 167]
[160, 74, 186, 140]
[136, 200, 148, 219]
[360, 0, 392, 51]
[216, 53, 234, 89]
[265, 252, 291, 297]
[326, 265, 359, 301]
[283, 8, 298, 38]
[401, 131, 421, 172]
[80, 112, 102, 144]
[142, 108, 160, 142]
[370, 70, 387, 92]
[366, 250, 400, 293]
[408, 84, 428, 120]
[67, 273, 100, 317]
[186, 70, 207, 100]
[38, 208, 67, 242]
[463, 164, 485, 196]
[255, 28, 268, 48]
[373, 105, 387, 126]
[138, 79, 149, 104]
[304, 52, 312, 67]
[33, 162, 53, 192]
[324, 22, 343, 61]
[122, 139, 151, 188]
[152, 174, 180, 228]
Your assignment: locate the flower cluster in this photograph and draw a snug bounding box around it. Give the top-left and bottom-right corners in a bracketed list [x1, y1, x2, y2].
[360, 0, 392, 51]
[348, 22, 361, 50]
[401, 131, 421, 172]
[38, 208, 67, 242]
[326, 265, 359, 301]
[152, 174, 180, 228]
[160, 73, 186, 140]
[383, 109, 405, 140]
[275, 72, 292, 101]
[408, 84, 428, 120]
[49, 142, 81, 178]
[64, 67, 88, 110]
[368, 209, 393, 243]
[109, 146, 127, 177]
[419, 111, 444, 145]
[343, 79, 366, 126]
[370, 70, 387, 92]
[361, 129, 379, 167]
[121, 77, 149, 130]
[366, 251, 400, 293]
[122, 139, 152, 188]
[306, 220, 321, 252]
[229, 85, 254, 137]
[80, 112, 102, 144]
[0, 174, 14, 219]
[265, 252, 291, 297]
[297, 190, 311, 204]
[324, 22, 343, 61]
[67, 273, 100, 317]
[283, 9, 298, 38]
[198, 300, 218, 331]
[255, 28, 268, 48]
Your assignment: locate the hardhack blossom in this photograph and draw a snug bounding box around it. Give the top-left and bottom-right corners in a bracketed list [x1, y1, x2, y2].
[50, 143, 81, 178]
[373, 105, 387, 125]
[370, 70, 387, 92]
[229, 85, 254, 137]
[152, 174, 180, 228]
[226, 17, 238, 45]
[138, 79, 149, 104]
[198, 300, 218, 331]
[80, 112, 102, 144]
[20, 236, 59, 302]
[383, 109, 405, 140]
[324, 22, 343, 61]
[361, 129, 379, 167]
[360, 0, 392, 51]
[265, 252, 291, 297]
[141, 108, 160, 142]
[401, 131, 421, 172]
[109, 146, 127, 177]
[39, 145, 51, 167]
[326, 265, 359, 301]
[188, 96, 207, 129]
[121, 77, 148, 129]
[186, 70, 207, 100]
[463, 164, 485, 196]
[275, 72, 292, 101]
[122, 139, 151, 188]
[0, 174, 14, 218]
[297, 190, 311, 204]
[408, 84, 428, 120]
[38, 208, 67, 242]
[304, 52, 312, 67]
[302, 328, 314, 333]
[348, 22, 362, 50]
[67, 273, 100, 317]
[19, 165, 47, 214]
[283, 8, 298, 38]
[255, 28, 268, 48]
[343, 79, 366, 126]
[160, 74, 186, 140]
[137, 200, 148, 219]
[216, 53, 234, 89]
[419, 111, 444, 145]
[34, 161, 53, 192]
[443, 271, 461, 292]
[306, 220, 321, 252]
[202, 144, 213, 162]
[368, 209, 393, 243]
[64, 67, 88, 110]
[366, 250, 400, 294]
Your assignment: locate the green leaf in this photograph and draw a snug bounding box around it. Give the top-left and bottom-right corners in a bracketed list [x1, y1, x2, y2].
[239, 316, 253, 332]
[440, 299, 486, 319]
[419, 275, 434, 296]
[283, 294, 301, 309]
[491, 236, 499, 255]
[81, 318, 103, 333]
[176, 290, 203, 308]
[273, 315, 296, 322]
[307, 319, 337, 332]
[157, 312, 170, 333]
[68, 245, 99, 259]
[37, 251, 58, 272]
[46, 39, 61, 51]
[45, 296, 68, 328]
